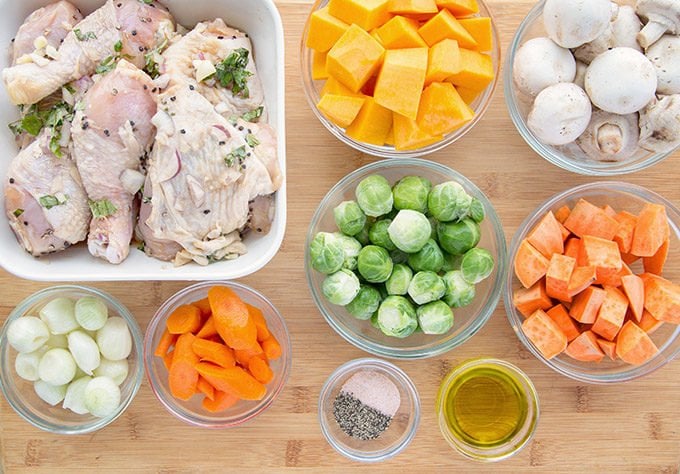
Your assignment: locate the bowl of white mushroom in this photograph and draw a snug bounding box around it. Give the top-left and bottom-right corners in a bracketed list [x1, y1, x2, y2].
[505, 0, 680, 176]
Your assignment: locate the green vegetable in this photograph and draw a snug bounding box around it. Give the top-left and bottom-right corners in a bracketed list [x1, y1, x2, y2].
[144, 38, 168, 79]
[408, 238, 444, 273]
[333, 201, 366, 236]
[39, 194, 67, 210]
[96, 55, 117, 74]
[357, 245, 393, 283]
[225, 145, 247, 168]
[89, 199, 118, 218]
[442, 270, 476, 308]
[74, 29, 97, 41]
[354, 219, 371, 246]
[377, 296, 417, 338]
[390, 249, 409, 264]
[246, 134, 260, 147]
[322, 269, 361, 305]
[309, 232, 344, 274]
[428, 181, 472, 222]
[242, 106, 264, 122]
[417, 300, 454, 335]
[460, 247, 494, 284]
[392, 176, 432, 213]
[408, 271, 446, 305]
[437, 218, 481, 255]
[333, 233, 362, 271]
[368, 219, 396, 251]
[384, 263, 413, 295]
[387, 209, 431, 253]
[345, 285, 382, 320]
[114, 40, 123, 53]
[20, 113, 44, 136]
[13, 209, 24, 218]
[441, 252, 463, 272]
[469, 197, 485, 223]
[355, 175, 393, 217]
[215, 48, 253, 98]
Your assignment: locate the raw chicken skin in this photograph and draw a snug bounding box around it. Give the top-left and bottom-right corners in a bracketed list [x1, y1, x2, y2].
[4, 132, 89, 256]
[71, 60, 156, 264]
[3, 0, 174, 105]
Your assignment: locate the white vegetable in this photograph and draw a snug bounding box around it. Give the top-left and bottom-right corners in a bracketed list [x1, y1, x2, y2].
[7, 316, 50, 353]
[39, 297, 79, 334]
[96, 318, 132, 361]
[194, 59, 217, 82]
[543, 0, 611, 48]
[34, 380, 67, 406]
[84, 376, 121, 418]
[14, 348, 47, 381]
[512, 37, 576, 97]
[74, 296, 109, 331]
[527, 83, 592, 145]
[38, 348, 76, 386]
[67, 331, 101, 376]
[63, 376, 92, 415]
[46, 333, 68, 349]
[94, 358, 129, 386]
[120, 169, 146, 195]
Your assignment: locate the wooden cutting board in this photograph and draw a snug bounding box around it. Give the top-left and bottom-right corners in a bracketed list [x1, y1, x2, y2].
[1, 1, 679, 472]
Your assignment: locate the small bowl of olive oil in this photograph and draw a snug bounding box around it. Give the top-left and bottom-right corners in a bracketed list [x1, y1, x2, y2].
[436, 358, 539, 462]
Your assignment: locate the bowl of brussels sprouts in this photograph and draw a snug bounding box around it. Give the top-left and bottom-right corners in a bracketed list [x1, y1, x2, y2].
[305, 159, 507, 359]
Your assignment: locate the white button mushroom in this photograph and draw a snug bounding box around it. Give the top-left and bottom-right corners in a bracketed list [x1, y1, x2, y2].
[576, 110, 640, 162]
[585, 47, 657, 115]
[528, 83, 593, 146]
[573, 61, 588, 90]
[646, 35, 680, 95]
[636, 0, 680, 49]
[574, 5, 643, 64]
[639, 94, 680, 153]
[513, 37, 576, 97]
[543, 0, 612, 48]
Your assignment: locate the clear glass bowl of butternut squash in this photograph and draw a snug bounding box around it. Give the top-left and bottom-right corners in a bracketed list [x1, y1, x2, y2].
[301, 0, 500, 157]
[504, 182, 680, 384]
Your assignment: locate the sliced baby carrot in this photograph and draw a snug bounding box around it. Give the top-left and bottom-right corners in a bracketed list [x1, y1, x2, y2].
[261, 334, 283, 360]
[615, 321, 659, 365]
[192, 338, 236, 368]
[564, 330, 605, 362]
[596, 338, 617, 361]
[514, 239, 550, 289]
[546, 304, 580, 341]
[513, 279, 553, 318]
[234, 343, 265, 367]
[195, 362, 266, 400]
[169, 333, 200, 401]
[569, 286, 606, 324]
[202, 390, 240, 412]
[563, 199, 620, 240]
[554, 205, 571, 224]
[567, 266, 597, 298]
[196, 316, 218, 339]
[527, 211, 564, 258]
[613, 211, 637, 255]
[248, 356, 274, 384]
[163, 349, 174, 370]
[154, 329, 178, 357]
[208, 286, 258, 351]
[642, 274, 680, 324]
[643, 238, 669, 275]
[166, 304, 202, 335]
[621, 274, 644, 322]
[591, 286, 628, 341]
[639, 310, 664, 334]
[193, 297, 212, 317]
[631, 203, 669, 257]
[546, 253, 576, 302]
[246, 303, 271, 342]
[197, 376, 216, 401]
[521, 309, 567, 359]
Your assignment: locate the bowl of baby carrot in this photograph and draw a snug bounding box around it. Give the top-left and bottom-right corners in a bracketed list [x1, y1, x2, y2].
[504, 182, 680, 384]
[144, 281, 291, 427]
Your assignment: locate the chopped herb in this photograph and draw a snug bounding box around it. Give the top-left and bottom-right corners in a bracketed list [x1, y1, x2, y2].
[139, 0, 153, 4]
[144, 38, 168, 79]
[74, 29, 97, 41]
[20, 114, 44, 136]
[13, 209, 24, 217]
[136, 240, 146, 251]
[89, 199, 118, 218]
[63, 83, 76, 94]
[228, 115, 239, 126]
[225, 145, 247, 167]
[242, 106, 263, 122]
[246, 134, 260, 147]
[8, 101, 74, 157]
[114, 40, 123, 52]
[142, 196, 152, 204]
[96, 55, 116, 74]
[39, 194, 67, 210]
[214, 48, 252, 98]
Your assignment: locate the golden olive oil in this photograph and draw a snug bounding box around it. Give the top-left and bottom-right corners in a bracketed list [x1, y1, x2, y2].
[442, 365, 528, 447]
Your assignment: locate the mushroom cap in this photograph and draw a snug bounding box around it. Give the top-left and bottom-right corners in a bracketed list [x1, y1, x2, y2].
[576, 109, 640, 162]
[646, 35, 680, 95]
[639, 94, 680, 154]
[527, 82, 592, 146]
[585, 47, 657, 115]
[543, 0, 611, 48]
[611, 5, 642, 51]
[513, 37, 576, 97]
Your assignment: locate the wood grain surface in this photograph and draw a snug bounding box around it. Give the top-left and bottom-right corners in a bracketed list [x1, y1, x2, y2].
[1, 1, 679, 472]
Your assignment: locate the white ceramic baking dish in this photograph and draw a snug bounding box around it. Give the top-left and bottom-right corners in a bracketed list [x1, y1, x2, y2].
[0, 0, 286, 281]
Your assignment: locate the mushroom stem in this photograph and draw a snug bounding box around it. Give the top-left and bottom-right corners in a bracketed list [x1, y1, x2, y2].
[638, 20, 671, 48]
[597, 123, 624, 155]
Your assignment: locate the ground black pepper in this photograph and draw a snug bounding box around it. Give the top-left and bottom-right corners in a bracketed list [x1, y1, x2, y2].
[333, 392, 392, 440]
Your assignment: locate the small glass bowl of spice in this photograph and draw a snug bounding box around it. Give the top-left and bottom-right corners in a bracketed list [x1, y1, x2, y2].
[436, 358, 539, 462]
[318, 358, 420, 462]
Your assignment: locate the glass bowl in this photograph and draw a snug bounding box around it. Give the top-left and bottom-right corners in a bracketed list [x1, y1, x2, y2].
[144, 281, 291, 428]
[300, 0, 501, 158]
[436, 358, 539, 462]
[305, 158, 507, 359]
[504, 0, 676, 176]
[0, 285, 143, 434]
[318, 358, 420, 462]
[504, 182, 680, 383]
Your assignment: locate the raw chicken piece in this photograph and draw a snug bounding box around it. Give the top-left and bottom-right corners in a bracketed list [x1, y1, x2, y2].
[5, 132, 89, 256]
[71, 60, 156, 264]
[160, 19, 265, 118]
[141, 84, 281, 265]
[3, 0, 174, 105]
[12, 1, 83, 65]
[136, 175, 181, 261]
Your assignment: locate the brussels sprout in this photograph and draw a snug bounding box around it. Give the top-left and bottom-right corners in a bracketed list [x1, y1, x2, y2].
[368, 219, 396, 251]
[385, 264, 413, 295]
[390, 249, 409, 264]
[309, 232, 345, 275]
[428, 181, 473, 222]
[469, 197, 485, 223]
[322, 269, 360, 305]
[407, 271, 446, 305]
[441, 252, 463, 272]
[333, 201, 367, 236]
[333, 233, 362, 270]
[408, 239, 444, 273]
[437, 218, 481, 255]
[460, 247, 494, 284]
[377, 296, 417, 338]
[417, 300, 454, 335]
[370, 311, 381, 329]
[442, 270, 476, 308]
[345, 285, 382, 320]
[387, 210, 432, 253]
[428, 216, 438, 240]
[392, 176, 432, 213]
[354, 219, 372, 246]
[357, 245, 394, 283]
[355, 175, 393, 217]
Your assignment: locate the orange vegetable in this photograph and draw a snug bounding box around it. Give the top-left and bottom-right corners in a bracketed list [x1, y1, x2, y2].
[193, 298, 212, 318]
[564, 237, 581, 260]
[527, 211, 564, 259]
[643, 274, 680, 324]
[596, 338, 617, 361]
[554, 205, 571, 224]
[306, 6, 350, 52]
[196, 316, 218, 339]
[546, 304, 580, 341]
[246, 304, 271, 342]
[591, 286, 628, 341]
[166, 304, 202, 335]
[197, 376, 216, 401]
[621, 252, 640, 265]
[234, 343, 265, 367]
[563, 199, 620, 240]
[446, 48, 494, 92]
[613, 211, 637, 255]
[202, 390, 240, 413]
[639, 310, 664, 334]
[345, 97, 393, 145]
[643, 238, 669, 275]
[602, 204, 617, 217]
[521, 309, 567, 359]
[514, 239, 550, 288]
[569, 286, 606, 324]
[317, 93, 366, 128]
[579, 235, 623, 284]
[458, 17, 493, 52]
[418, 9, 478, 49]
[208, 286, 258, 351]
[376, 16, 427, 49]
[195, 363, 266, 401]
[545, 253, 576, 302]
[163, 350, 174, 370]
[564, 331, 605, 362]
[615, 321, 659, 365]
[388, 0, 438, 16]
[374, 48, 428, 120]
[557, 222, 571, 242]
[425, 39, 462, 85]
[328, 0, 392, 31]
[192, 338, 236, 368]
[312, 50, 329, 80]
[631, 203, 669, 257]
[154, 329, 177, 357]
[436, 0, 479, 16]
[327, 24, 386, 92]
[621, 274, 644, 322]
[513, 279, 553, 318]
[567, 266, 597, 299]
[416, 82, 473, 136]
[392, 112, 443, 151]
[262, 335, 283, 360]
[168, 333, 200, 401]
[248, 357, 274, 384]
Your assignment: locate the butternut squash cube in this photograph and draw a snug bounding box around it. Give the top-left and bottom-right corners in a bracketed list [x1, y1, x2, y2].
[346, 97, 393, 145]
[312, 51, 329, 80]
[435, 0, 479, 17]
[455, 85, 481, 104]
[393, 113, 443, 150]
[370, 29, 385, 46]
[388, 0, 438, 16]
[321, 76, 364, 98]
[418, 9, 478, 49]
[317, 94, 366, 128]
[446, 48, 493, 91]
[328, 0, 392, 31]
[425, 39, 461, 84]
[374, 48, 428, 120]
[385, 125, 395, 146]
[458, 17, 493, 51]
[327, 25, 386, 92]
[377, 16, 428, 49]
[306, 7, 350, 52]
[416, 82, 473, 136]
